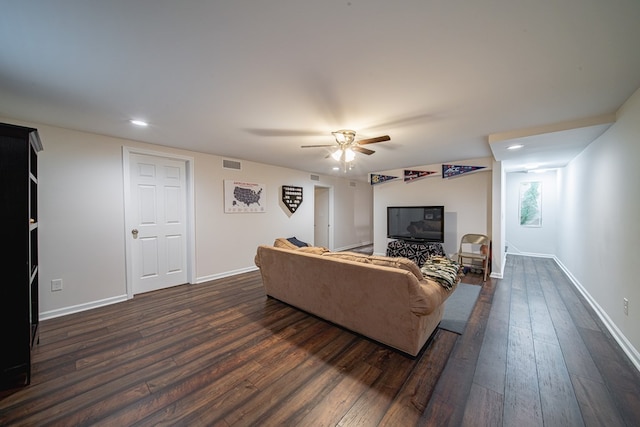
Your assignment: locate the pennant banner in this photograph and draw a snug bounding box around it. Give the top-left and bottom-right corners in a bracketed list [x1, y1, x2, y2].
[404, 170, 437, 182]
[442, 164, 486, 178]
[370, 174, 398, 185]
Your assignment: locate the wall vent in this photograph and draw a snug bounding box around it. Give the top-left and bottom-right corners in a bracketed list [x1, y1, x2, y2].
[349, 181, 357, 187]
[310, 174, 320, 181]
[223, 159, 242, 170]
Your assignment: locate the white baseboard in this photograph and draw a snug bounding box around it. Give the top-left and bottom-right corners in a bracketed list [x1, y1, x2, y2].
[507, 251, 555, 258]
[333, 241, 373, 252]
[40, 294, 128, 321]
[195, 265, 259, 284]
[487, 253, 507, 279]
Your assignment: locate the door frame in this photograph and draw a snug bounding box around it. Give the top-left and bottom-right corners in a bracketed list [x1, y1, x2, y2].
[314, 184, 334, 250]
[122, 146, 196, 299]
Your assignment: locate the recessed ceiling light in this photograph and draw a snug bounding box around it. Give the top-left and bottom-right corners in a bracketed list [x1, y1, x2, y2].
[332, 166, 340, 171]
[130, 119, 148, 127]
[507, 144, 523, 150]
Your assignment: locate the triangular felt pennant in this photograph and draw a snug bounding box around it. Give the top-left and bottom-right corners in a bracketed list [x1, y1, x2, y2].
[404, 170, 437, 182]
[370, 174, 398, 185]
[442, 164, 486, 178]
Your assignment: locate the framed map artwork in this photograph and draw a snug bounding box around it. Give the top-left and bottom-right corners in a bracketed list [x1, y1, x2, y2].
[224, 180, 266, 213]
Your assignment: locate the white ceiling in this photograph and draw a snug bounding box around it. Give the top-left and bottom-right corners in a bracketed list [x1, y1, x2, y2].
[1, 1, 639, 180]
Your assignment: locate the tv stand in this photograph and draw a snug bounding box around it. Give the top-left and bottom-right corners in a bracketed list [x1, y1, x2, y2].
[386, 240, 444, 267]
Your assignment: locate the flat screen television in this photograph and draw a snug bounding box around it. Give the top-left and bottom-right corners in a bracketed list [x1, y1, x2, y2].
[387, 206, 445, 243]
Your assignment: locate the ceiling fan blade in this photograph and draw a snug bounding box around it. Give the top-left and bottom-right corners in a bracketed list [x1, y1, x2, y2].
[353, 146, 375, 155]
[357, 135, 390, 145]
[301, 144, 334, 148]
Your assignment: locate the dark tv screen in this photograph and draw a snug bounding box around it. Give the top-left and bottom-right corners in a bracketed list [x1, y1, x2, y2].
[387, 206, 445, 243]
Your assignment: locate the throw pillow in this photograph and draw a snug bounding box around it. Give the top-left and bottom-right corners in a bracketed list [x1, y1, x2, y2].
[286, 237, 309, 247]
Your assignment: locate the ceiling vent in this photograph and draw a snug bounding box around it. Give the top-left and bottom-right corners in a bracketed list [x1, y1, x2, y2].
[310, 174, 320, 181]
[223, 159, 241, 170]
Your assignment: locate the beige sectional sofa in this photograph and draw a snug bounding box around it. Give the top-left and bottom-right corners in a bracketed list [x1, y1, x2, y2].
[254, 238, 458, 356]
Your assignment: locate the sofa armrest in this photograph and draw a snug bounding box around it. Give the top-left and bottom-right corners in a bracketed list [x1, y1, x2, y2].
[411, 278, 456, 315]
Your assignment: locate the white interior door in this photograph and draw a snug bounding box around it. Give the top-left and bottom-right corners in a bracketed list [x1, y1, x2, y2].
[129, 153, 188, 295]
[314, 186, 330, 248]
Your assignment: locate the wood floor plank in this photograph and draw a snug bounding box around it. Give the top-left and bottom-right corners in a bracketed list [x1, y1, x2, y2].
[471, 276, 510, 396]
[379, 330, 458, 426]
[335, 348, 420, 426]
[534, 339, 584, 426]
[259, 340, 381, 426]
[579, 329, 640, 425]
[503, 325, 543, 426]
[461, 383, 503, 427]
[570, 373, 626, 427]
[547, 305, 604, 383]
[502, 258, 543, 426]
[221, 331, 358, 425]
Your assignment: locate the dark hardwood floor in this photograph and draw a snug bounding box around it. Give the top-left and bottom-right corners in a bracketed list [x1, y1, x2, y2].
[1, 255, 639, 426]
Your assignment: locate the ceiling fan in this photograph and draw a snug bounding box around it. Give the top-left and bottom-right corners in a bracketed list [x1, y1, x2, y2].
[300, 129, 390, 163]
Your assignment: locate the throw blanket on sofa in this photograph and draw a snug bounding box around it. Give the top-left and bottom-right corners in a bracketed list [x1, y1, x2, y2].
[420, 256, 460, 291]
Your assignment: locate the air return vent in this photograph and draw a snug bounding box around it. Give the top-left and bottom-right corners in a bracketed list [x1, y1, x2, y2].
[223, 159, 241, 170]
[310, 174, 320, 181]
[349, 181, 356, 187]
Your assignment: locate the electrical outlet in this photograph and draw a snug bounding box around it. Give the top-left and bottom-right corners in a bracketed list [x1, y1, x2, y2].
[51, 279, 63, 292]
[623, 298, 629, 316]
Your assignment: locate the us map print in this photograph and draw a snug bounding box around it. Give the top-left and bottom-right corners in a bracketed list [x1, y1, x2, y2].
[224, 180, 266, 213]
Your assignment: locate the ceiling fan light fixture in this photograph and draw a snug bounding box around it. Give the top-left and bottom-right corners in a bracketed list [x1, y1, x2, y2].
[331, 149, 343, 161]
[344, 147, 356, 162]
[332, 129, 356, 144]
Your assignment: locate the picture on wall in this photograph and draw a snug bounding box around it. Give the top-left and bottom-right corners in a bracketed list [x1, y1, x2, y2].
[519, 181, 542, 227]
[224, 180, 266, 213]
[282, 185, 303, 213]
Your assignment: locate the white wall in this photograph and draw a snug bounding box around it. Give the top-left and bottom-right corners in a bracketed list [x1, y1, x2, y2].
[491, 161, 506, 278]
[372, 158, 493, 260]
[505, 169, 558, 256]
[557, 87, 640, 366]
[1, 118, 373, 318]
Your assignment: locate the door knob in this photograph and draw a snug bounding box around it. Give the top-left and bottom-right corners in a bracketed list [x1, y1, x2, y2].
[132, 229, 139, 238]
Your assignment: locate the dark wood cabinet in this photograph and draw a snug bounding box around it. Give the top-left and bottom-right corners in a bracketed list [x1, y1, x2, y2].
[0, 122, 43, 387]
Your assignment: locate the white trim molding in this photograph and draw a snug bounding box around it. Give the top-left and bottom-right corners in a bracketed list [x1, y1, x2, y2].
[40, 294, 128, 321]
[196, 266, 259, 284]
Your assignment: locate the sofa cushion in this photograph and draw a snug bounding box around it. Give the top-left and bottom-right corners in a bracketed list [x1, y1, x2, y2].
[367, 255, 423, 281]
[322, 251, 371, 262]
[323, 252, 423, 282]
[296, 246, 330, 255]
[274, 238, 295, 249]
